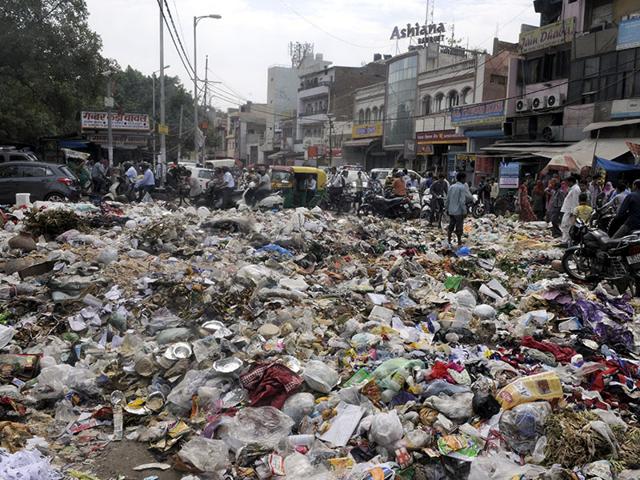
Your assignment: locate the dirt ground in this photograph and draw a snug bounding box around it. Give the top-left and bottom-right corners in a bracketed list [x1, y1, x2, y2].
[92, 440, 182, 480]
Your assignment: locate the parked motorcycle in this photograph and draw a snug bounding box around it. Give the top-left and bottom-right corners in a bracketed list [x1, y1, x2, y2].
[358, 189, 420, 220]
[563, 219, 640, 296]
[103, 174, 135, 202]
[468, 193, 486, 218]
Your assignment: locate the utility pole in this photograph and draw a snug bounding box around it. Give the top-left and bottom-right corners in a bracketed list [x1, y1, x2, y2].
[106, 78, 114, 167]
[159, 2, 167, 185]
[202, 54, 208, 163]
[177, 104, 184, 161]
[152, 73, 156, 164]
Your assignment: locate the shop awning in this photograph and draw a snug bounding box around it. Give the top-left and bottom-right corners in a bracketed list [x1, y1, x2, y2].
[596, 157, 640, 172]
[540, 137, 640, 172]
[343, 138, 378, 148]
[583, 118, 640, 132]
[464, 129, 505, 139]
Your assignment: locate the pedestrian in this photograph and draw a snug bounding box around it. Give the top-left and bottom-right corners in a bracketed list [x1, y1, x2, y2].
[489, 178, 499, 213]
[599, 181, 614, 206]
[607, 183, 630, 212]
[91, 158, 108, 195]
[517, 183, 537, 222]
[305, 174, 317, 206]
[222, 166, 236, 208]
[560, 175, 581, 245]
[548, 180, 566, 237]
[531, 180, 546, 220]
[125, 163, 138, 182]
[134, 163, 155, 201]
[184, 170, 203, 199]
[611, 179, 640, 239]
[445, 172, 473, 245]
[354, 171, 364, 209]
[588, 177, 601, 207]
[429, 173, 449, 225]
[402, 168, 410, 188]
[544, 178, 556, 217]
[573, 192, 593, 223]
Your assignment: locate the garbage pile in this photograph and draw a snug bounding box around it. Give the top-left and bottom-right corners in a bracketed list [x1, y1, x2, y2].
[1, 200, 640, 480]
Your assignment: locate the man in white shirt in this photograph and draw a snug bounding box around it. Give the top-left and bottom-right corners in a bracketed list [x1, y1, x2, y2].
[560, 175, 581, 244]
[222, 167, 235, 208]
[305, 175, 317, 206]
[185, 170, 203, 198]
[125, 163, 137, 181]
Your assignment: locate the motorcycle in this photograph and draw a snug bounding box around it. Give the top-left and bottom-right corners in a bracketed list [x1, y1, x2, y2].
[358, 188, 420, 220]
[562, 219, 640, 296]
[468, 193, 486, 218]
[103, 174, 135, 202]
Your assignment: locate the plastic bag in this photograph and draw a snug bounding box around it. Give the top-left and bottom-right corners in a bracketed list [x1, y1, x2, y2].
[32, 364, 98, 401]
[372, 358, 424, 392]
[0, 448, 62, 480]
[369, 410, 403, 447]
[282, 392, 316, 425]
[468, 451, 547, 480]
[0, 325, 16, 349]
[178, 437, 229, 472]
[472, 391, 501, 420]
[166, 369, 213, 413]
[225, 407, 294, 452]
[496, 371, 562, 410]
[424, 392, 474, 422]
[499, 402, 552, 455]
[303, 360, 339, 394]
[453, 289, 476, 327]
[96, 247, 118, 265]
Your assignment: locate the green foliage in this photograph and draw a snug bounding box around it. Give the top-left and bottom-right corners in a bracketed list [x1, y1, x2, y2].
[0, 0, 108, 144]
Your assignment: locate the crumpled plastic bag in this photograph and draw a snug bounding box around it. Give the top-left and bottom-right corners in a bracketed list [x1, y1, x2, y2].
[303, 360, 339, 393]
[31, 364, 98, 401]
[282, 392, 316, 425]
[178, 437, 229, 472]
[499, 402, 552, 455]
[222, 407, 294, 452]
[468, 451, 548, 480]
[372, 358, 424, 392]
[424, 392, 474, 422]
[369, 410, 403, 447]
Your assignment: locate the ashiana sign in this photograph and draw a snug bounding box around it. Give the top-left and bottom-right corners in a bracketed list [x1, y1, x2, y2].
[390, 22, 446, 45]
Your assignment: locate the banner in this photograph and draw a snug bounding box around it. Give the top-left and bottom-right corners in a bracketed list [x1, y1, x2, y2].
[451, 100, 505, 126]
[81, 111, 150, 131]
[499, 162, 520, 189]
[519, 17, 575, 54]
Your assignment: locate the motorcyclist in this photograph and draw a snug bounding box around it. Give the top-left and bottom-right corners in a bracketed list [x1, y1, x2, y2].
[429, 173, 449, 225]
[391, 171, 407, 197]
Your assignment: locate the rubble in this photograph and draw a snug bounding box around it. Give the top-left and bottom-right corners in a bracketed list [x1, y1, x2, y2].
[1, 200, 640, 479]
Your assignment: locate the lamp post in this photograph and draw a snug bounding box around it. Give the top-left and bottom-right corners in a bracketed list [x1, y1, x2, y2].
[193, 14, 221, 161]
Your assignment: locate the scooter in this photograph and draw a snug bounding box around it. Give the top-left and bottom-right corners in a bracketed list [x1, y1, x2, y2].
[358, 188, 420, 220]
[103, 174, 135, 202]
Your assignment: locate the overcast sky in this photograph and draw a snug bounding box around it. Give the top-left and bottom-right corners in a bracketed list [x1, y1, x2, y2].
[86, 0, 539, 111]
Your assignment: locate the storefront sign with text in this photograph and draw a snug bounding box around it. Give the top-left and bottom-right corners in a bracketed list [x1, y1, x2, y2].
[416, 130, 466, 144]
[81, 111, 150, 131]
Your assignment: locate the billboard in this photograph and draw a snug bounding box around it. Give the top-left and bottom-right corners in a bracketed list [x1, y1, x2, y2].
[451, 100, 505, 126]
[617, 16, 640, 51]
[519, 17, 575, 54]
[352, 123, 383, 139]
[499, 161, 520, 189]
[81, 111, 150, 131]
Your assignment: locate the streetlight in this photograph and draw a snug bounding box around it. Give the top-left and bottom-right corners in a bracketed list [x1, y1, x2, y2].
[151, 65, 170, 163]
[194, 14, 221, 160]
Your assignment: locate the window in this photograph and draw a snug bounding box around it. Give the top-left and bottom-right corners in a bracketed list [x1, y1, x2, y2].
[0, 165, 20, 178]
[447, 90, 459, 109]
[434, 93, 444, 112]
[490, 74, 507, 85]
[422, 95, 431, 115]
[587, 0, 613, 29]
[372, 106, 379, 121]
[461, 87, 472, 104]
[379, 105, 384, 119]
[526, 57, 542, 83]
[21, 166, 47, 177]
[198, 170, 214, 179]
[365, 108, 371, 122]
[358, 109, 364, 123]
[585, 57, 599, 77]
[9, 155, 24, 162]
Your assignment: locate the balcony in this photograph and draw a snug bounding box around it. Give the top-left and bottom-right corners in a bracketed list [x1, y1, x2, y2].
[299, 108, 328, 118]
[298, 84, 330, 99]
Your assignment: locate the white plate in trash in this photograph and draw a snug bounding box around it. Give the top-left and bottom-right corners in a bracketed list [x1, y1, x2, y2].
[163, 342, 192, 360]
[213, 357, 244, 374]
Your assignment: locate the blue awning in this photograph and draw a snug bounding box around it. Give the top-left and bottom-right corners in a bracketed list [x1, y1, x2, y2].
[59, 140, 90, 149]
[464, 129, 505, 139]
[596, 156, 640, 172]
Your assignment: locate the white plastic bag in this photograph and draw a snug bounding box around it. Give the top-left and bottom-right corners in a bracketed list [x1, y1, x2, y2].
[303, 360, 339, 393]
[369, 410, 403, 447]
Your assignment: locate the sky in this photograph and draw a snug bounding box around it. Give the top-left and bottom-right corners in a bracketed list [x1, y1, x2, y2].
[86, 0, 540, 112]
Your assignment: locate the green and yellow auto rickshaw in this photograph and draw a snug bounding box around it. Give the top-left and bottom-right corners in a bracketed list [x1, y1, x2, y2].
[270, 166, 327, 208]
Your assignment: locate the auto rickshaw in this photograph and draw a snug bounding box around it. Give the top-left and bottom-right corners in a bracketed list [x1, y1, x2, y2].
[270, 166, 327, 208]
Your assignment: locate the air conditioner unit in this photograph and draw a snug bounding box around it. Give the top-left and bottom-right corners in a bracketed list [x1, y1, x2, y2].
[546, 93, 565, 109]
[531, 96, 546, 110]
[516, 98, 531, 112]
[541, 125, 564, 142]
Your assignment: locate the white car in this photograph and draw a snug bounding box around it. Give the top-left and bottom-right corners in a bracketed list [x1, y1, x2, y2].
[184, 165, 216, 191]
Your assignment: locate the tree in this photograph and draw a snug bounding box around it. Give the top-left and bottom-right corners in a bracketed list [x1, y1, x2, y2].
[0, 0, 108, 144]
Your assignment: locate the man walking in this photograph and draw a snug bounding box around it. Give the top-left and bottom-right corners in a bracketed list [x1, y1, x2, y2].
[91, 158, 108, 195]
[612, 179, 640, 239]
[559, 175, 581, 245]
[445, 172, 473, 245]
[134, 163, 155, 201]
[222, 167, 236, 209]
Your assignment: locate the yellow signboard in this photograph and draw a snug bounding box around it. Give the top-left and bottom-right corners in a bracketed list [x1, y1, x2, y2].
[157, 124, 169, 135]
[519, 17, 575, 54]
[352, 122, 383, 139]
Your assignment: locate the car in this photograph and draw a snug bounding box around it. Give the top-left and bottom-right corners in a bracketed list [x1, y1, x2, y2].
[0, 161, 80, 204]
[0, 148, 38, 163]
[370, 168, 392, 186]
[184, 165, 217, 190]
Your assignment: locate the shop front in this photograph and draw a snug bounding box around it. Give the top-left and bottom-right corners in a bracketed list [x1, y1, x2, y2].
[343, 122, 389, 170]
[415, 129, 467, 177]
